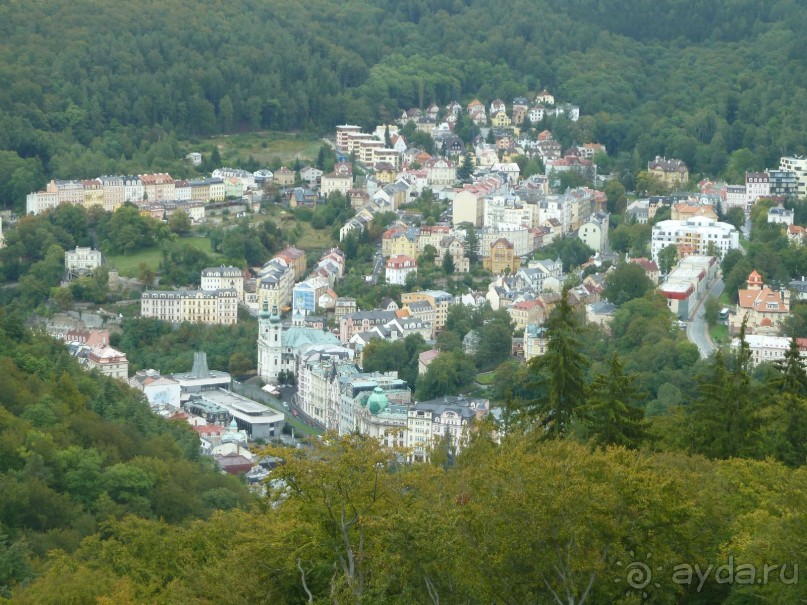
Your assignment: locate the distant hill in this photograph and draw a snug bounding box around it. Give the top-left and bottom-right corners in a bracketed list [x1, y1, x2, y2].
[0, 0, 805, 208]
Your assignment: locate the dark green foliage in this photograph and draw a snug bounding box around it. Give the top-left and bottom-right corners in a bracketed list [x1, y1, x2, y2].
[362, 333, 428, 389]
[521, 290, 588, 437]
[537, 236, 593, 272]
[0, 308, 251, 592]
[603, 262, 654, 306]
[582, 352, 648, 449]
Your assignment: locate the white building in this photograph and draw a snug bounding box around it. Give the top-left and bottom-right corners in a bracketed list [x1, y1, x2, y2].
[745, 172, 770, 206]
[658, 255, 719, 319]
[779, 156, 807, 197]
[140, 289, 239, 325]
[406, 397, 489, 462]
[734, 335, 807, 366]
[651, 216, 740, 261]
[201, 266, 244, 301]
[85, 346, 129, 380]
[578, 212, 609, 254]
[65, 247, 104, 279]
[385, 255, 417, 285]
[767, 207, 794, 226]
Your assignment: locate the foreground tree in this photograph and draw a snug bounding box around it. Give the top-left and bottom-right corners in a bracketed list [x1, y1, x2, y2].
[522, 289, 588, 436]
[582, 352, 648, 449]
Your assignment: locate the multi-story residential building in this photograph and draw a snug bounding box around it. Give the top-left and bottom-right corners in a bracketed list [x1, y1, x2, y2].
[401, 290, 455, 334]
[292, 276, 330, 313]
[578, 212, 609, 253]
[524, 324, 550, 362]
[85, 346, 129, 380]
[381, 227, 419, 259]
[423, 157, 456, 186]
[256, 259, 295, 313]
[482, 238, 521, 275]
[779, 156, 807, 197]
[80, 179, 104, 210]
[141, 289, 238, 325]
[509, 300, 546, 331]
[212, 167, 256, 190]
[139, 173, 175, 202]
[767, 169, 798, 198]
[453, 190, 484, 227]
[201, 266, 244, 301]
[339, 310, 398, 342]
[651, 216, 740, 261]
[335, 297, 358, 319]
[479, 225, 533, 257]
[483, 195, 538, 228]
[173, 180, 192, 201]
[321, 171, 353, 197]
[733, 335, 807, 366]
[545, 155, 596, 185]
[25, 190, 59, 214]
[406, 397, 489, 462]
[745, 172, 770, 206]
[274, 246, 307, 281]
[336, 125, 363, 152]
[647, 156, 689, 188]
[65, 247, 103, 280]
[385, 255, 417, 285]
[98, 176, 126, 212]
[123, 175, 144, 203]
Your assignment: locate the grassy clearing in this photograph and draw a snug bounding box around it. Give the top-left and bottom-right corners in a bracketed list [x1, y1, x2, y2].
[475, 372, 495, 386]
[108, 236, 217, 277]
[709, 323, 729, 345]
[203, 132, 323, 166]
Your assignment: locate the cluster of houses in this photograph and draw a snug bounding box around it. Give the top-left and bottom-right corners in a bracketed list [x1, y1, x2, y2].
[24, 168, 269, 218]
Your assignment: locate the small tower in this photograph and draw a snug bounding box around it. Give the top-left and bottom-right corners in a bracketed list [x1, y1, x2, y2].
[747, 270, 763, 291]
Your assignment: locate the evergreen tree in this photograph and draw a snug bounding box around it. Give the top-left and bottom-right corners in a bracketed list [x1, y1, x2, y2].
[772, 336, 807, 395]
[689, 320, 758, 459]
[582, 352, 648, 449]
[522, 288, 588, 437]
[384, 125, 392, 148]
[457, 153, 474, 181]
[442, 250, 455, 275]
[463, 225, 479, 265]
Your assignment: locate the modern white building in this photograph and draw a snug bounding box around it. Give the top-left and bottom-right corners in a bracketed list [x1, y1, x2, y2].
[658, 255, 720, 319]
[779, 156, 807, 197]
[767, 207, 795, 226]
[651, 216, 739, 261]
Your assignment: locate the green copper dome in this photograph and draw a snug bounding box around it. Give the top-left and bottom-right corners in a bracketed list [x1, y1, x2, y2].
[367, 386, 389, 415]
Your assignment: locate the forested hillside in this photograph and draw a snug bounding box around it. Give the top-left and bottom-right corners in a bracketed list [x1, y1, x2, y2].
[1, 0, 806, 209]
[0, 307, 252, 596]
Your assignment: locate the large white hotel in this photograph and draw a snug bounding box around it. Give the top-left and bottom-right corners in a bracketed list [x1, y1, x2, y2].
[651, 216, 739, 262]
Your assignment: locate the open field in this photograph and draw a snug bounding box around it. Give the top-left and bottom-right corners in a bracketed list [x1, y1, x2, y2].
[475, 372, 495, 386]
[709, 323, 729, 345]
[108, 236, 216, 277]
[202, 132, 323, 166]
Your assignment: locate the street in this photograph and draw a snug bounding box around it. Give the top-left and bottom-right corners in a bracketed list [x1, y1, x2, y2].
[687, 278, 724, 359]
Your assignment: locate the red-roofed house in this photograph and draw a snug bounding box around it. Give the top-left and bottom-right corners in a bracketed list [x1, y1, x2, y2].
[729, 270, 791, 335]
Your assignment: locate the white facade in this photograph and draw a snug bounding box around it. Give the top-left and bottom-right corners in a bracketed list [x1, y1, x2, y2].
[65, 247, 103, 277]
[578, 213, 609, 254]
[780, 156, 807, 197]
[201, 266, 244, 301]
[385, 255, 417, 286]
[479, 226, 533, 257]
[734, 335, 806, 366]
[651, 216, 740, 261]
[141, 289, 239, 325]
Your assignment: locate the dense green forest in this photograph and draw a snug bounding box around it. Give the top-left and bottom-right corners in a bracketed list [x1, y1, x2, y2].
[0, 307, 253, 598]
[1, 0, 806, 210]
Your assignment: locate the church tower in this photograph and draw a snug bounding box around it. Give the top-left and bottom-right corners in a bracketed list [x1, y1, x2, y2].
[257, 300, 283, 383]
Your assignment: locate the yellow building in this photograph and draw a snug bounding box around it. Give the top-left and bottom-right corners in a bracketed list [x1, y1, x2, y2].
[382, 228, 418, 259]
[648, 156, 689, 188]
[490, 111, 512, 128]
[401, 290, 455, 333]
[482, 238, 520, 275]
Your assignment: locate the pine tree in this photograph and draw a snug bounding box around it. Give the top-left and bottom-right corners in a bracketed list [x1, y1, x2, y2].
[689, 320, 758, 459]
[583, 352, 648, 449]
[772, 336, 807, 395]
[442, 250, 455, 274]
[523, 288, 588, 437]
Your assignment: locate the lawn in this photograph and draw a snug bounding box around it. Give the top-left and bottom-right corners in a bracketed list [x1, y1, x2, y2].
[709, 323, 729, 345]
[108, 236, 217, 277]
[475, 372, 495, 386]
[202, 132, 323, 166]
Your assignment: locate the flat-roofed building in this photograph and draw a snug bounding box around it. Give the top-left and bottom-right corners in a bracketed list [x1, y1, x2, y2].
[200, 388, 285, 440]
